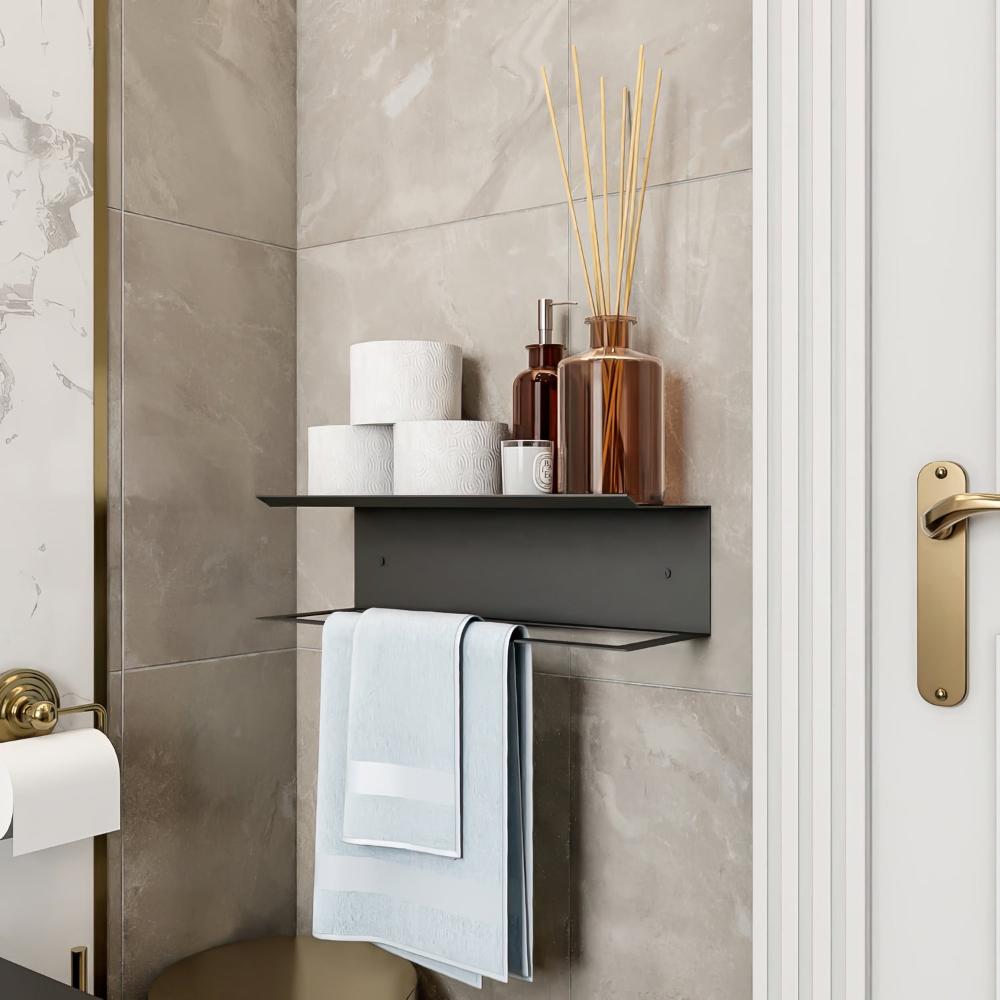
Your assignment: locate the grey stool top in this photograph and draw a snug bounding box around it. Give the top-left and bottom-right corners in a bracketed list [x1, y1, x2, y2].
[148, 936, 416, 1000]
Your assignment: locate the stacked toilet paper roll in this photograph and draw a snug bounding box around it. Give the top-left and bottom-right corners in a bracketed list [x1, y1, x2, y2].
[350, 341, 462, 425]
[394, 421, 508, 495]
[308, 425, 393, 495]
[308, 340, 508, 496]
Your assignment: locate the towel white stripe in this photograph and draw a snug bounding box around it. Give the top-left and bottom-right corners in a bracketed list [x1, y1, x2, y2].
[346, 760, 455, 806]
[315, 853, 499, 927]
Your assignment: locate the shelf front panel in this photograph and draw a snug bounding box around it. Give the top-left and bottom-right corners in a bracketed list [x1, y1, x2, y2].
[353, 506, 711, 635]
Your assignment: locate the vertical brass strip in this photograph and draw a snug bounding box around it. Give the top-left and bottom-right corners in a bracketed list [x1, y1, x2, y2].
[71, 947, 89, 992]
[92, 0, 110, 995]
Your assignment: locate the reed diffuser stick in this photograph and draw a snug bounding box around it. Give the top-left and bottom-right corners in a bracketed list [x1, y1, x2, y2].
[541, 66, 597, 315]
[600, 77, 611, 304]
[615, 87, 628, 314]
[571, 46, 606, 315]
[625, 67, 663, 310]
[616, 46, 645, 315]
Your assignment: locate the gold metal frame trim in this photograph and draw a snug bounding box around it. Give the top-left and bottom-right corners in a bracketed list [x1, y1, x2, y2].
[93, 0, 110, 993]
[71, 946, 89, 992]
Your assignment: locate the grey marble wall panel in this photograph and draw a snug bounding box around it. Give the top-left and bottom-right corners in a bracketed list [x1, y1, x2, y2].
[108, 0, 122, 210]
[122, 214, 296, 668]
[567, 0, 751, 196]
[121, 652, 296, 1000]
[298, 0, 568, 247]
[124, 0, 296, 246]
[569, 680, 752, 999]
[109, 208, 123, 673]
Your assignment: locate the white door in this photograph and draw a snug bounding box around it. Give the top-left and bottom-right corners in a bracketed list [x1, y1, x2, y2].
[872, 0, 999, 994]
[0, 1, 99, 993]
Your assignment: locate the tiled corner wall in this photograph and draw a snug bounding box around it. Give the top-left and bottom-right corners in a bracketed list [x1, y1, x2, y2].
[104, 1, 752, 996]
[295, 2, 752, 999]
[107, 2, 298, 998]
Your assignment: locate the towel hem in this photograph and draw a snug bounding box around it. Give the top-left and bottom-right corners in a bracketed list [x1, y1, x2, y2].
[341, 835, 461, 859]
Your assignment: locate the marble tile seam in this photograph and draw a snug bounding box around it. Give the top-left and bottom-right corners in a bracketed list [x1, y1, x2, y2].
[566, 671, 752, 697]
[119, 646, 298, 675]
[295, 166, 753, 254]
[120, 208, 297, 252]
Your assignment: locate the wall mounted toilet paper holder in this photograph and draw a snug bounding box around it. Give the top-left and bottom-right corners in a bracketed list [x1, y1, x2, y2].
[0, 669, 108, 742]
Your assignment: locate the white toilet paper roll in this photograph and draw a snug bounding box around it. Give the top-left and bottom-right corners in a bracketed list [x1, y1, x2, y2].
[393, 421, 509, 495]
[350, 341, 462, 425]
[308, 424, 393, 495]
[0, 729, 120, 856]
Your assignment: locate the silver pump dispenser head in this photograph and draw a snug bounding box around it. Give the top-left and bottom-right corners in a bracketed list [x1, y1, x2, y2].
[536, 298, 576, 345]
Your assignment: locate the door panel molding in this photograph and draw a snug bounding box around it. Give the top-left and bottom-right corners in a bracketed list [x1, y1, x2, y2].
[752, 0, 871, 997]
[994, 4, 1000, 992]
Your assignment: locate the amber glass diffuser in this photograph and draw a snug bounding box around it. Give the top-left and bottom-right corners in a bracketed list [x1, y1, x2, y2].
[559, 315, 662, 502]
[542, 47, 666, 503]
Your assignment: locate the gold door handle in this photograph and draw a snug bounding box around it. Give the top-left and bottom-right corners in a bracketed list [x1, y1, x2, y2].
[914, 460, 997, 707]
[923, 490, 1000, 539]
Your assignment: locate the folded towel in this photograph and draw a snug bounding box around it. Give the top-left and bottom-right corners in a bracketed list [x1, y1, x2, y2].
[343, 608, 474, 858]
[313, 611, 533, 987]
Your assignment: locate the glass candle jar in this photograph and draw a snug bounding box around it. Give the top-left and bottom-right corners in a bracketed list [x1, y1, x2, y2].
[557, 315, 664, 503]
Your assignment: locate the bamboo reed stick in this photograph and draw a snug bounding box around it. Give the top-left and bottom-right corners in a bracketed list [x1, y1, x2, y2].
[541, 66, 597, 315]
[616, 47, 645, 315]
[600, 77, 610, 306]
[625, 67, 662, 310]
[628, 50, 646, 245]
[571, 46, 606, 316]
[615, 86, 628, 315]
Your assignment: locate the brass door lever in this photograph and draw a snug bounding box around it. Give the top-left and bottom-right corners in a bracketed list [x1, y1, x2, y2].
[923, 490, 1000, 539]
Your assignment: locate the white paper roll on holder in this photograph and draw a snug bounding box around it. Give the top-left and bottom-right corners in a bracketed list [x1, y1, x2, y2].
[0, 669, 108, 742]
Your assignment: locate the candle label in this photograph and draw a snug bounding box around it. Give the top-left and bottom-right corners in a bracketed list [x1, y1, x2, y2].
[533, 452, 554, 493]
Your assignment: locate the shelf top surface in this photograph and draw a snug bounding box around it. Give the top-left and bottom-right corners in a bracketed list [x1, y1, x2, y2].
[258, 493, 710, 511]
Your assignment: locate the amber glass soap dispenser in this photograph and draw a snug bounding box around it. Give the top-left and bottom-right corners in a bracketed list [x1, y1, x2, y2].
[513, 298, 571, 488]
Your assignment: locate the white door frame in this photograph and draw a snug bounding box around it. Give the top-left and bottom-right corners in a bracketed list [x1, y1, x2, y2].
[752, 0, 872, 997]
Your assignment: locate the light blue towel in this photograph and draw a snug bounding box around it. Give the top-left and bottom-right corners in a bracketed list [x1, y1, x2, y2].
[343, 608, 475, 858]
[313, 611, 533, 987]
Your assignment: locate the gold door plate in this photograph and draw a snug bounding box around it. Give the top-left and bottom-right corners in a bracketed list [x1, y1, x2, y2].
[917, 461, 968, 706]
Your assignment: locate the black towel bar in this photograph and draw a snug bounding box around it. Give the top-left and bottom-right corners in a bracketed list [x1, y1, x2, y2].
[258, 608, 705, 652]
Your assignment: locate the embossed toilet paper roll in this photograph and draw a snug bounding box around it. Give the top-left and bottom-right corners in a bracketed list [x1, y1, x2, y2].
[0, 729, 120, 855]
[308, 425, 393, 495]
[393, 421, 509, 495]
[350, 341, 462, 425]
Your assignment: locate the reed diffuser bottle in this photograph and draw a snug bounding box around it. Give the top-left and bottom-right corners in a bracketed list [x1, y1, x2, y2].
[542, 44, 665, 502]
[558, 315, 662, 502]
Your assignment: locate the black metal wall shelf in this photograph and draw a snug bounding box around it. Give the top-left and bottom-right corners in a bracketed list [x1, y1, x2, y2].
[259, 493, 674, 510]
[259, 494, 712, 651]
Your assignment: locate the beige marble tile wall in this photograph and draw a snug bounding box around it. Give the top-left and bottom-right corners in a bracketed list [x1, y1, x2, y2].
[108, 2, 298, 998]
[296, 1, 752, 998]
